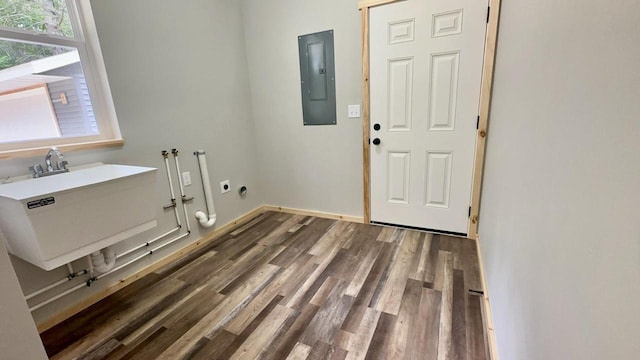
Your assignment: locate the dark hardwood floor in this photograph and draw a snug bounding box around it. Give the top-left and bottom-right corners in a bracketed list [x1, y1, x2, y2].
[41, 211, 487, 360]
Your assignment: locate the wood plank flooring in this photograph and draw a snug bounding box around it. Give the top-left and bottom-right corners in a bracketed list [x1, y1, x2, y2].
[41, 211, 487, 360]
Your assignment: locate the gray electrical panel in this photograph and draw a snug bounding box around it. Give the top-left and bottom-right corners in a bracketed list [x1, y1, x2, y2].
[298, 30, 337, 125]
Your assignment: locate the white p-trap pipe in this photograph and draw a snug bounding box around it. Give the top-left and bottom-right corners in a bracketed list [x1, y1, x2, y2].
[194, 150, 217, 228]
[90, 247, 116, 274]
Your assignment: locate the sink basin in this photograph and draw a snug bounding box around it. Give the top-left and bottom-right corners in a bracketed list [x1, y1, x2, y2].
[0, 164, 158, 270]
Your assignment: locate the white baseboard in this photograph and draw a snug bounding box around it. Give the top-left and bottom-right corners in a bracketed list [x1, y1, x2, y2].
[262, 205, 365, 224]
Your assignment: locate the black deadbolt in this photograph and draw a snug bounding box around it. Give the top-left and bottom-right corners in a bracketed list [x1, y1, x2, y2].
[373, 123, 381, 131]
[372, 138, 381, 145]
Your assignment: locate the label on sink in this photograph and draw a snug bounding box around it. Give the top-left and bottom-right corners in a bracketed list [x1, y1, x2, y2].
[27, 197, 55, 209]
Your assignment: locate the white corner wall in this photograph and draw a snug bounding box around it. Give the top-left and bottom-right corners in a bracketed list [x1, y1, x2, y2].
[241, 0, 364, 217]
[0, 241, 47, 359]
[479, 1, 640, 359]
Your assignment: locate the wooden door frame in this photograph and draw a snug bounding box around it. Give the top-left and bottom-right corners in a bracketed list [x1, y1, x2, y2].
[359, 0, 501, 239]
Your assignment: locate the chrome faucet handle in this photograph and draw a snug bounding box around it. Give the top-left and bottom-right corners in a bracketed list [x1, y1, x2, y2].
[31, 164, 44, 177]
[58, 160, 69, 170]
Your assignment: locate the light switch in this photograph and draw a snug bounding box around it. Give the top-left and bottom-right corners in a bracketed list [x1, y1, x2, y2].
[348, 104, 361, 118]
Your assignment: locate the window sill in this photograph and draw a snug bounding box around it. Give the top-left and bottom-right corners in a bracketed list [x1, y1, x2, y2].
[0, 139, 124, 160]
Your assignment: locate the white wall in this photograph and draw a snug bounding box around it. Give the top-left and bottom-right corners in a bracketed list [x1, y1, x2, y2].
[0, 0, 263, 324]
[479, 0, 640, 359]
[0, 241, 47, 359]
[242, 0, 364, 217]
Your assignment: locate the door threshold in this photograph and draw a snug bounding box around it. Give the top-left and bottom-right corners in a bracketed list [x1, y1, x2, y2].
[370, 221, 468, 238]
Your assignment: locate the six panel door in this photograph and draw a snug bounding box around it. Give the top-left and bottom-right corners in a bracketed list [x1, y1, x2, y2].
[369, 0, 488, 234]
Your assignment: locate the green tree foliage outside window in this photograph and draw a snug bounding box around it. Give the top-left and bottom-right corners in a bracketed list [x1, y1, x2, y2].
[0, 0, 73, 70]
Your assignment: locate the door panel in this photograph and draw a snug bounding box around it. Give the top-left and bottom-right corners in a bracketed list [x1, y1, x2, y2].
[428, 51, 460, 131]
[387, 151, 411, 204]
[425, 151, 453, 207]
[370, 0, 487, 234]
[432, 9, 464, 37]
[389, 19, 415, 44]
[388, 58, 413, 131]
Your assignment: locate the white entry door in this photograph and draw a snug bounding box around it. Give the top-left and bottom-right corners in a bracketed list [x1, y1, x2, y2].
[370, 0, 487, 234]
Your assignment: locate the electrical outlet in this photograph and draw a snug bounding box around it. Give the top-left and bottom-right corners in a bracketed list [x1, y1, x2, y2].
[348, 104, 361, 118]
[220, 180, 231, 194]
[181, 171, 191, 186]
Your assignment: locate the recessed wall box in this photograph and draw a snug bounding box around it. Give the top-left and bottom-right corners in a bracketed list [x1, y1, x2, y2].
[298, 30, 337, 126]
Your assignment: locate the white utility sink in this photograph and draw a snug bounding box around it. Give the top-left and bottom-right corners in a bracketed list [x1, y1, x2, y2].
[0, 163, 158, 271]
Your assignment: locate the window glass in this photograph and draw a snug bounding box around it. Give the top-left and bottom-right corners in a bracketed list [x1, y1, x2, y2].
[0, 38, 73, 70]
[0, 85, 60, 142]
[0, 39, 98, 144]
[0, 0, 120, 154]
[0, 0, 74, 38]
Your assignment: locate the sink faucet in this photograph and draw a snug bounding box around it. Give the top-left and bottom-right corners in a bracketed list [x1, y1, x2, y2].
[45, 147, 66, 171]
[32, 147, 69, 178]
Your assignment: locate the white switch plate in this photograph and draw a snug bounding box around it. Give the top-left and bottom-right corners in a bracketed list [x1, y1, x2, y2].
[220, 180, 231, 194]
[181, 171, 191, 186]
[348, 104, 361, 118]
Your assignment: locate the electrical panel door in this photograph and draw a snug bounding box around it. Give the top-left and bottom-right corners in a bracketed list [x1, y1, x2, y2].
[298, 30, 337, 125]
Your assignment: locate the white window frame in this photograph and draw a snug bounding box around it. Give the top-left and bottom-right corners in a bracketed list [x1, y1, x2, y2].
[0, 0, 122, 158]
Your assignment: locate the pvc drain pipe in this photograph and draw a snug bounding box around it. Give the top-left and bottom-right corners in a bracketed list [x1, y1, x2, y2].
[194, 150, 217, 228]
